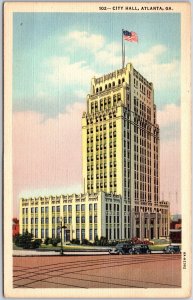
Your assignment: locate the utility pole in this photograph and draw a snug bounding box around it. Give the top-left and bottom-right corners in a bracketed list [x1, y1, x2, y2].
[60, 217, 67, 255]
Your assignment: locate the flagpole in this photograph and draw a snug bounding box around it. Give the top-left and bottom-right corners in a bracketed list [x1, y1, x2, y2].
[122, 29, 125, 69]
[122, 29, 124, 68]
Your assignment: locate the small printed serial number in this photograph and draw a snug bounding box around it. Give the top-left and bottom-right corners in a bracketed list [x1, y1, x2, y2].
[183, 252, 187, 269]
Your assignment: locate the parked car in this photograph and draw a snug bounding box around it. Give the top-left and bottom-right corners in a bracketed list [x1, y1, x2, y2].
[108, 248, 120, 255]
[132, 244, 151, 254]
[109, 243, 133, 255]
[163, 245, 181, 254]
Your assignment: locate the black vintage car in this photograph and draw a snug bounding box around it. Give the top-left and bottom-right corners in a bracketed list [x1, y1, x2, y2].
[163, 245, 181, 254]
[132, 244, 151, 254]
[109, 243, 134, 255]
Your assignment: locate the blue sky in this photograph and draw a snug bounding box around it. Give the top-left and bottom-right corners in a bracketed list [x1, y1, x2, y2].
[13, 12, 180, 117]
[12, 12, 181, 214]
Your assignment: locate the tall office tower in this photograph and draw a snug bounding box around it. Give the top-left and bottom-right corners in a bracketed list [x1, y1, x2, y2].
[82, 63, 170, 240]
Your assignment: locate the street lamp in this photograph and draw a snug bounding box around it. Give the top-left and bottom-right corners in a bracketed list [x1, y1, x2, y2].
[60, 217, 67, 255]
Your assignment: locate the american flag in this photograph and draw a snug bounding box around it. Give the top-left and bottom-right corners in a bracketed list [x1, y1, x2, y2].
[123, 30, 138, 42]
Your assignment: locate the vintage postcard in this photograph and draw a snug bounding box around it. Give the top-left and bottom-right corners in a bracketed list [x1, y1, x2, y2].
[4, 2, 191, 298]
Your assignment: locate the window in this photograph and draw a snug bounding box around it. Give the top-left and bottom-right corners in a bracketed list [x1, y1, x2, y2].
[22, 208, 25, 214]
[94, 229, 97, 238]
[31, 218, 34, 224]
[31, 207, 34, 213]
[45, 217, 49, 224]
[57, 217, 60, 223]
[45, 229, 48, 238]
[52, 217, 55, 224]
[41, 218, 44, 224]
[63, 205, 67, 212]
[22, 218, 25, 224]
[89, 229, 92, 240]
[57, 227, 60, 237]
[35, 207, 38, 213]
[41, 229, 44, 238]
[41, 207, 44, 213]
[76, 217, 80, 223]
[26, 218, 28, 224]
[45, 206, 49, 213]
[76, 205, 80, 211]
[63, 217, 67, 223]
[56, 206, 60, 212]
[35, 218, 38, 224]
[89, 204, 92, 211]
[52, 229, 55, 238]
[89, 216, 92, 223]
[35, 229, 38, 238]
[81, 216, 85, 223]
[81, 204, 85, 211]
[81, 229, 85, 240]
[76, 229, 80, 240]
[68, 217, 72, 223]
[52, 206, 55, 213]
[94, 216, 97, 223]
[94, 203, 97, 210]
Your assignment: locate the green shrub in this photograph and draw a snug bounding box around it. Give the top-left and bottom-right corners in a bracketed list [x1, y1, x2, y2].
[51, 237, 61, 246]
[14, 231, 42, 249]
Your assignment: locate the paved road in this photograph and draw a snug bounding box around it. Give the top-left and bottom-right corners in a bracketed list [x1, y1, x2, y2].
[13, 254, 181, 288]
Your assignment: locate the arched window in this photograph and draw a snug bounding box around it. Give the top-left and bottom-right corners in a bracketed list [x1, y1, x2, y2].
[118, 79, 121, 85]
[105, 84, 107, 89]
[96, 88, 98, 93]
[122, 78, 125, 83]
[108, 83, 111, 88]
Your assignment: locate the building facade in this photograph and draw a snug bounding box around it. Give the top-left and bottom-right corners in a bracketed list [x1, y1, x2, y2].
[82, 63, 170, 240]
[12, 218, 19, 237]
[20, 192, 121, 241]
[20, 62, 170, 242]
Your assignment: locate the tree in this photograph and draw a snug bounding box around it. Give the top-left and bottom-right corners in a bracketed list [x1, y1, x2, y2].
[14, 231, 42, 249]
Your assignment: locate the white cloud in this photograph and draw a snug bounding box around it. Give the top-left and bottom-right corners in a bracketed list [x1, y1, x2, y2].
[157, 104, 180, 128]
[60, 31, 105, 52]
[60, 31, 122, 67]
[129, 45, 180, 91]
[45, 56, 98, 86]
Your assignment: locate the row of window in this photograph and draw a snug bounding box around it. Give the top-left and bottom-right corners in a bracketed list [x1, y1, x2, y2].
[105, 203, 120, 211]
[95, 79, 125, 94]
[106, 215, 120, 223]
[26, 228, 97, 240]
[87, 161, 117, 171]
[27, 228, 98, 240]
[87, 181, 117, 189]
[22, 203, 98, 215]
[86, 111, 117, 125]
[23, 215, 98, 225]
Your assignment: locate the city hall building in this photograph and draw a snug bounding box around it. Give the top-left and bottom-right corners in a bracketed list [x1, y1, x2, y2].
[20, 63, 170, 242]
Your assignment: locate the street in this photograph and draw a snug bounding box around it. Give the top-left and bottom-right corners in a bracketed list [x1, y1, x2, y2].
[13, 254, 181, 288]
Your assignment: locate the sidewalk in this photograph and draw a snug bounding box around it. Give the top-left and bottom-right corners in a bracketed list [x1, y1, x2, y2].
[13, 250, 109, 256]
